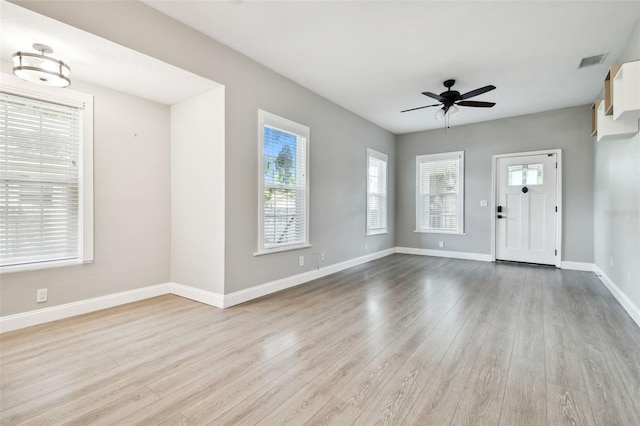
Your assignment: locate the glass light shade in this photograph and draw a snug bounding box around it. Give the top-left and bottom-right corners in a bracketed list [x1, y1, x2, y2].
[434, 108, 446, 119]
[449, 105, 459, 118]
[13, 52, 71, 88]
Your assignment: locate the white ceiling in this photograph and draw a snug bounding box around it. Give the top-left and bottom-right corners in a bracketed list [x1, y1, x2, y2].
[144, 0, 640, 134]
[1, 1, 638, 132]
[0, 1, 220, 106]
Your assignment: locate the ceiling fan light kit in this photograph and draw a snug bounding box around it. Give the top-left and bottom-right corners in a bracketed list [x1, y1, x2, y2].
[13, 43, 71, 88]
[402, 79, 496, 122]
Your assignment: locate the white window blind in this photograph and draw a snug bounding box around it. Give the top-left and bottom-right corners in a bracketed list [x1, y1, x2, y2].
[0, 91, 82, 268]
[367, 148, 387, 235]
[416, 151, 464, 234]
[258, 110, 309, 253]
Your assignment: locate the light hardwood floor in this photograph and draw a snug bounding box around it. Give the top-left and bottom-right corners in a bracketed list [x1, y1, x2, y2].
[2, 254, 640, 425]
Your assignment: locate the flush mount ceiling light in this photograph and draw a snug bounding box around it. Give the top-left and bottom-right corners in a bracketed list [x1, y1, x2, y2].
[13, 43, 71, 88]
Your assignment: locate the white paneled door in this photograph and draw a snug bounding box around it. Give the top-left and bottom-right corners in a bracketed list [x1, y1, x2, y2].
[496, 153, 558, 265]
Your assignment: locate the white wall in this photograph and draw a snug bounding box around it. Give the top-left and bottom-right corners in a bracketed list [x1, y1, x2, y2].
[171, 87, 225, 295]
[593, 21, 640, 321]
[0, 78, 172, 316]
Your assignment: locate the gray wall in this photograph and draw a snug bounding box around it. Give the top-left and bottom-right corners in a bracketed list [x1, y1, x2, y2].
[593, 22, 640, 312]
[11, 1, 631, 320]
[396, 105, 594, 263]
[221, 65, 395, 293]
[0, 80, 171, 316]
[10, 1, 396, 297]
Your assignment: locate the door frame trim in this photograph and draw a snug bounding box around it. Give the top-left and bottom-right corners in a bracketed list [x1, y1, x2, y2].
[490, 149, 562, 267]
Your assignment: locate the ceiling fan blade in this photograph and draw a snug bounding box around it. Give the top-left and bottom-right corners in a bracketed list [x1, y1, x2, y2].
[460, 85, 496, 100]
[457, 100, 496, 108]
[401, 104, 441, 113]
[421, 92, 446, 102]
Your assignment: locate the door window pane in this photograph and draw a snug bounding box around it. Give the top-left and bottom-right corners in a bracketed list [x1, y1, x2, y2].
[526, 164, 543, 185]
[508, 164, 543, 186]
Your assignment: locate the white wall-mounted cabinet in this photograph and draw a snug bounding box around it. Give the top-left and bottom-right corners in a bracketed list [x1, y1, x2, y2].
[613, 60, 640, 121]
[596, 97, 638, 142]
[604, 64, 622, 116]
[590, 99, 601, 136]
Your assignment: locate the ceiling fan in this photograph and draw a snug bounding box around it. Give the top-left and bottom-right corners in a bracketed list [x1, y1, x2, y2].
[401, 79, 496, 119]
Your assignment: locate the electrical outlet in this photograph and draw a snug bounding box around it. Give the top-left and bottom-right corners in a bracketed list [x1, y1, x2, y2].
[439, 241, 444, 248]
[36, 288, 48, 303]
[299, 255, 304, 267]
[629, 271, 632, 285]
[610, 257, 613, 268]
[320, 252, 326, 261]
[365, 243, 368, 251]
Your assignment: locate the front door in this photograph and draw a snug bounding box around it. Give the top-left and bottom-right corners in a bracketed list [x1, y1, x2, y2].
[495, 153, 558, 265]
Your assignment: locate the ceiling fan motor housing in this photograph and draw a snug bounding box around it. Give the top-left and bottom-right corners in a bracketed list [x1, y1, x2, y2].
[440, 80, 460, 109]
[441, 91, 460, 104]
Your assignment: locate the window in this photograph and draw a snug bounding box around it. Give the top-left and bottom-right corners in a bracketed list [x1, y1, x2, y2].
[1, 79, 93, 271]
[508, 164, 543, 185]
[366, 148, 388, 235]
[416, 151, 464, 234]
[257, 110, 309, 254]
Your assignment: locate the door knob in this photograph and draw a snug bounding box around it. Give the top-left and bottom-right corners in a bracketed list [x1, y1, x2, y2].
[497, 214, 506, 219]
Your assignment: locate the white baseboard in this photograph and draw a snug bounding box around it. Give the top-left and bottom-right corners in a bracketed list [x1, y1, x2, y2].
[395, 246, 492, 262]
[397, 250, 599, 273]
[169, 282, 224, 308]
[0, 248, 396, 332]
[223, 248, 396, 307]
[593, 266, 640, 328]
[0, 283, 170, 333]
[561, 261, 596, 272]
[8, 249, 632, 333]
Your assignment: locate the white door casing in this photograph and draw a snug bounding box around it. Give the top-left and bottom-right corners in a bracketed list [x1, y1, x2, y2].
[494, 151, 560, 266]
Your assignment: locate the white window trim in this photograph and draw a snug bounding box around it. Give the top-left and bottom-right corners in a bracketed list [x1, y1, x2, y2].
[255, 109, 310, 256]
[415, 151, 465, 235]
[366, 148, 388, 236]
[0, 73, 94, 273]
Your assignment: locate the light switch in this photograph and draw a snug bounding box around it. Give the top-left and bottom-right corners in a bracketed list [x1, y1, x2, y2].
[480, 200, 488, 207]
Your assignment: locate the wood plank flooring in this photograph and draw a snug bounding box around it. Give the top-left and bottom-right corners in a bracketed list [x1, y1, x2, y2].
[1, 254, 640, 425]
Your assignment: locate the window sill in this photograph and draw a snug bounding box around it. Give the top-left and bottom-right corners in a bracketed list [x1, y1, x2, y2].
[414, 230, 467, 236]
[0, 258, 91, 275]
[254, 244, 312, 257]
[366, 230, 388, 236]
